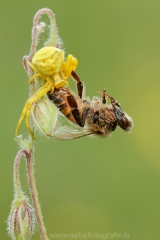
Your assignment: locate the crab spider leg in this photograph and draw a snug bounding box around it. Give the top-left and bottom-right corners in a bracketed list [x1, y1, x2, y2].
[64, 80, 69, 88]
[67, 59, 78, 78]
[29, 73, 50, 87]
[67, 57, 78, 78]
[16, 51, 78, 138]
[15, 84, 50, 137]
[66, 58, 78, 79]
[64, 55, 73, 77]
[27, 60, 41, 74]
[27, 61, 48, 84]
[25, 85, 51, 139]
[61, 55, 78, 79]
[15, 83, 52, 138]
[61, 55, 72, 74]
[29, 73, 41, 84]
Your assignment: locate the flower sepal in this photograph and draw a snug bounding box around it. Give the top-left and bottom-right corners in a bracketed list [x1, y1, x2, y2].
[8, 195, 34, 240]
[31, 95, 58, 137]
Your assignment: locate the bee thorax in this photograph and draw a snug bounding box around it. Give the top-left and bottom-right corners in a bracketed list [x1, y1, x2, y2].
[87, 107, 117, 136]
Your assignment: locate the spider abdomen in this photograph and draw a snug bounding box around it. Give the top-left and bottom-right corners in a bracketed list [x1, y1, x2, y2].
[32, 47, 64, 76]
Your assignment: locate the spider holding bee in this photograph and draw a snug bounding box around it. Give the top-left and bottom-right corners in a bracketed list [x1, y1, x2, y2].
[48, 72, 133, 140]
[15, 46, 79, 139]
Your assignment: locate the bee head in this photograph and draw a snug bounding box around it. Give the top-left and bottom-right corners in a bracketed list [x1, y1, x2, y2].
[110, 97, 133, 132]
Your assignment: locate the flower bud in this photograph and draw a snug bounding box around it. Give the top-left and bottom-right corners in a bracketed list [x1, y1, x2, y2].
[8, 196, 34, 240]
[31, 95, 58, 137]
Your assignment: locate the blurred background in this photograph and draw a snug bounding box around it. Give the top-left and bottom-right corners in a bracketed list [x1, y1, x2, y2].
[1, 0, 160, 239]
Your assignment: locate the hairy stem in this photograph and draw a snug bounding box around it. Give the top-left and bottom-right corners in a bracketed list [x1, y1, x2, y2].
[43, 8, 62, 48]
[29, 8, 60, 60]
[16, 8, 60, 240]
[26, 151, 48, 240]
[14, 150, 26, 197]
[14, 149, 48, 239]
[23, 9, 56, 239]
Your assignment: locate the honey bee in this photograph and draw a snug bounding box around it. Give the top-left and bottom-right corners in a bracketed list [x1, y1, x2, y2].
[48, 71, 133, 140]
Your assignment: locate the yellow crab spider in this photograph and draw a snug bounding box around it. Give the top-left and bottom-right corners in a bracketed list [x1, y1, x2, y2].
[15, 46, 78, 139]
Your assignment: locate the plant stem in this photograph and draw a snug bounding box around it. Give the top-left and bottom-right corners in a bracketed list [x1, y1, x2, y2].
[16, 9, 60, 239]
[14, 149, 48, 239]
[14, 150, 26, 198]
[26, 150, 48, 240]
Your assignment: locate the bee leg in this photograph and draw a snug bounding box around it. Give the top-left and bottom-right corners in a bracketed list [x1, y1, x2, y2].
[93, 101, 100, 123]
[101, 89, 116, 105]
[101, 89, 107, 104]
[71, 71, 83, 99]
[67, 94, 89, 127]
[72, 107, 89, 127]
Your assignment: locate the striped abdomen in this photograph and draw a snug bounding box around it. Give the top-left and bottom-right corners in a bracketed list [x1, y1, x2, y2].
[48, 88, 80, 125]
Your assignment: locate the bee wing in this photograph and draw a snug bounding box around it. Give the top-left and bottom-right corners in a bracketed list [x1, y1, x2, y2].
[54, 126, 93, 140]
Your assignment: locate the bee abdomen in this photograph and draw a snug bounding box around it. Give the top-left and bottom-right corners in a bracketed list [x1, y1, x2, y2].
[58, 103, 71, 116]
[51, 97, 64, 105]
[58, 102, 77, 124]
[48, 89, 77, 124]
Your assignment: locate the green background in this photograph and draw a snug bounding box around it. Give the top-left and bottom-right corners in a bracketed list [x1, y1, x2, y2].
[1, 0, 160, 239]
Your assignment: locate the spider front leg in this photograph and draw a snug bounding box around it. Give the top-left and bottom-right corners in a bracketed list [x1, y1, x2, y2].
[15, 84, 52, 139]
[29, 73, 41, 84]
[27, 60, 48, 84]
[61, 55, 78, 80]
